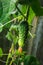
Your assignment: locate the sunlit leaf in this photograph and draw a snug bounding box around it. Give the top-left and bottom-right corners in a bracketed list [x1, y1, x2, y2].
[28, 7, 35, 24]
[0, 23, 3, 32]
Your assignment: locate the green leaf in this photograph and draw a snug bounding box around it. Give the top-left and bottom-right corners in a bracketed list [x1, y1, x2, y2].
[0, 23, 3, 32]
[28, 7, 35, 24]
[18, 4, 27, 15]
[0, 0, 16, 24]
[0, 48, 3, 57]
[24, 55, 40, 65]
[6, 32, 13, 41]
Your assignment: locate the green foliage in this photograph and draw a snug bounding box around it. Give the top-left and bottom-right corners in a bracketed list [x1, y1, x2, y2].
[28, 7, 35, 24]
[29, 0, 43, 16]
[18, 0, 43, 16]
[0, 0, 16, 24]
[0, 0, 3, 18]
[0, 0, 35, 29]
[18, 4, 27, 15]
[0, 23, 3, 32]
[14, 55, 40, 65]
[6, 32, 13, 41]
[0, 0, 41, 65]
[0, 48, 3, 57]
[24, 55, 40, 65]
[6, 25, 18, 44]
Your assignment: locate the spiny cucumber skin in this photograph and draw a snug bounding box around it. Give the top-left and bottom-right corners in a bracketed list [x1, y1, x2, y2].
[18, 21, 29, 47]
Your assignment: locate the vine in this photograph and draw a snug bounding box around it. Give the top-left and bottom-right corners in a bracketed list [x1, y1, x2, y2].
[0, 0, 40, 65]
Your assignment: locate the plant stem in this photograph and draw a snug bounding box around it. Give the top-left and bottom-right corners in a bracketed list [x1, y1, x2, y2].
[0, 54, 8, 56]
[2, 14, 25, 28]
[6, 43, 14, 65]
[16, 5, 26, 19]
[0, 59, 6, 63]
[9, 58, 14, 65]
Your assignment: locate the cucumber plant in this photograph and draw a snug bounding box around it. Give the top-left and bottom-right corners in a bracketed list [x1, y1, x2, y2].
[0, 0, 40, 65]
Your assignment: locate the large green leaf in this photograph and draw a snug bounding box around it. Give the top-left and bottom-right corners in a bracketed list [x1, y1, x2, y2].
[28, 7, 35, 24]
[0, 0, 16, 24]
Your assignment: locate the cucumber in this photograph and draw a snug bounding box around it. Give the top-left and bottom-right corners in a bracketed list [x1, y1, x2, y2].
[18, 21, 29, 47]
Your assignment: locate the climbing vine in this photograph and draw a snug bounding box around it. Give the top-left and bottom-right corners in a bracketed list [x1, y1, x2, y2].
[0, 0, 41, 65]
